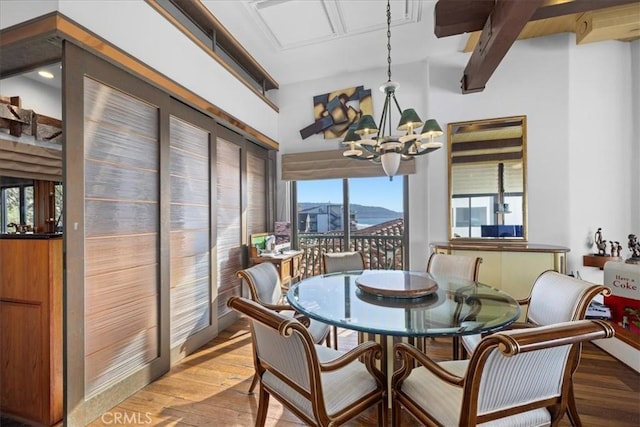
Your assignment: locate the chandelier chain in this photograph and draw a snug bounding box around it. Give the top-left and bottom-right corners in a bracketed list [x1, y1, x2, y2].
[386, 0, 392, 82]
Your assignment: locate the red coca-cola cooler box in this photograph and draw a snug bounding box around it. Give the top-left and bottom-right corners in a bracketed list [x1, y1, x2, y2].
[604, 262, 640, 334]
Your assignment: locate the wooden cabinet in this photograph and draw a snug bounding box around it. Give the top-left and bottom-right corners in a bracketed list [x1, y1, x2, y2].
[430, 242, 569, 300]
[0, 236, 63, 426]
[250, 251, 303, 289]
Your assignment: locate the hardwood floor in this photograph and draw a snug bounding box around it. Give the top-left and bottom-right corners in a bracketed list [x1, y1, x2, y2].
[86, 320, 639, 427]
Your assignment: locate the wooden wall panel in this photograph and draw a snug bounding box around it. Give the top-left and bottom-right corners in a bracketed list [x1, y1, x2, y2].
[84, 77, 159, 396]
[247, 151, 266, 236]
[0, 238, 63, 425]
[0, 301, 44, 420]
[169, 116, 211, 348]
[216, 138, 242, 317]
[85, 235, 157, 277]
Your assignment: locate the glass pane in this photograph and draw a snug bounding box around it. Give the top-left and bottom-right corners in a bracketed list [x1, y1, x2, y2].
[349, 177, 404, 270]
[297, 179, 344, 233]
[54, 183, 63, 232]
[349, 177, 403, 228]
[297, 179, 344, 277]
[2, 187, 20, 231]
[24, 186, 34, 228]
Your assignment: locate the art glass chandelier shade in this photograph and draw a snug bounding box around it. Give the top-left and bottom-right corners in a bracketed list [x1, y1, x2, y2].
[342, 0, 443, 177]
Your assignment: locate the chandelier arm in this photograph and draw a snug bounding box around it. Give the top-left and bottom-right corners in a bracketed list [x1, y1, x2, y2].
[378, 94, 391, 139]
[361, 144, 382, 156]
[391, 92, 404, 117]
[412, 146, 443, 156]
[348, 154, 376, 161]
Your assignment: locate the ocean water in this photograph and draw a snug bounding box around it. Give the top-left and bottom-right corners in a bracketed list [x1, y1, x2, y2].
[356, 216, 402, 228]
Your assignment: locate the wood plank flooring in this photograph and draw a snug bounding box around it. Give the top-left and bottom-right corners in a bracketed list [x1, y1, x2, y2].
[86, 320, 639, 427]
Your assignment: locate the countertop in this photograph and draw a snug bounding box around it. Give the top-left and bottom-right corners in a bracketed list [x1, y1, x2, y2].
[0, 233, 63, 239]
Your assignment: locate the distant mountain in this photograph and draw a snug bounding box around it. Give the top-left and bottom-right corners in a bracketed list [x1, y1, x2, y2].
[298, 202, 402, 220]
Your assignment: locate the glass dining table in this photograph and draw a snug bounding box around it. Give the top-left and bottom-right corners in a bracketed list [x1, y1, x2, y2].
[286, 269, 521, 402]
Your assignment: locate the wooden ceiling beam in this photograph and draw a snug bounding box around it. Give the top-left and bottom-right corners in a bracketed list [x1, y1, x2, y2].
[531, 0, 640, 21]
[434, 0, 640, 38]
[461, 0, 544, 94]
[433, 0, 494, 38]
[575, 3, 640, 44]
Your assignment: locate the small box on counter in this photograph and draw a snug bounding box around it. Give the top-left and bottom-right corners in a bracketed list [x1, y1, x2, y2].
[604, 261, 640, 334]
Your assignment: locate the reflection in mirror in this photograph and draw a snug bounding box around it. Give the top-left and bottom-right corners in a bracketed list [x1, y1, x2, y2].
[448, 116, 527, 240]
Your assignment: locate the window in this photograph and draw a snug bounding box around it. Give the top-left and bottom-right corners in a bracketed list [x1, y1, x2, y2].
[152, 0, 278, 97]
[54, 183, 63, 232]
[1, 182, 34, 232]
[295, 177, 406, 276]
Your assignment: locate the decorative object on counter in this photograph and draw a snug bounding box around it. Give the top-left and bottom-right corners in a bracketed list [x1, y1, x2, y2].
[610, 241, 622, 257]
[628, 234, 640, 264]
[594, 227, 608, 256]
[604, 261, 640, 335]
[6, 222, 33, 234]
[584, 227, 623, 269]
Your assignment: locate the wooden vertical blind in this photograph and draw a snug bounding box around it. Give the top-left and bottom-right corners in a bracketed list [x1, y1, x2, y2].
[169, 116, 211, 348]
[216, 138, 242, 317]
[247, 151, 267, 236]
[83, 77, 159, 396]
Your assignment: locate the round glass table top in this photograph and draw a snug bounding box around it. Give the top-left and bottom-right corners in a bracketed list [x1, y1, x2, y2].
[286, 270, 521, 337]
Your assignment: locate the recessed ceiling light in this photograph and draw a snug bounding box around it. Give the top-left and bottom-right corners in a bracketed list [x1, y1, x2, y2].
[38, 70, 54, 79]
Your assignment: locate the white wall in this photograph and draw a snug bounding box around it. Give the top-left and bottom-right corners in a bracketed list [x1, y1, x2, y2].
[0, 0, 278, 142]
[0, 75, 61, 119]
[0, 0, 57, 28]
[568, 37, 634, 284]
[632, 40, 640, 242]
[278, 33, 636, 276]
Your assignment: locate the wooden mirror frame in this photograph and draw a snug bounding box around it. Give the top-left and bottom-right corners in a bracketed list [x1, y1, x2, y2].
[447, 115, 528, 241]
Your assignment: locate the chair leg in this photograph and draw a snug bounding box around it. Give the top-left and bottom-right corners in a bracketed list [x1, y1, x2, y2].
[377, 401, 385, 427]
[566, 381, 583, 427]
[256, 385, 270, 427]
[248, 372, 259, 394]
[392, 398, 401, 426]
[332, 325, 338, 350]
[452, 336, 460, 360]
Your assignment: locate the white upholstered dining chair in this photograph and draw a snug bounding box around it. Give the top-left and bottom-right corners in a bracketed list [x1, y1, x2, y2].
[236, 262, 331, 393]
[322, 251, 365, 274]
[426, 252, 482, 359]
[321, 251, 366, 349]
[460, 269, 610, 425]
[426, 252, 482, 282]
[392, 319, 615, 427]
[228, 296, 387, 426]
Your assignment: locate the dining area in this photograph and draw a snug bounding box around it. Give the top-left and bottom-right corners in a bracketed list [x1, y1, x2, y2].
[79, 249, 639, 426]
[215, 251, 617, 426]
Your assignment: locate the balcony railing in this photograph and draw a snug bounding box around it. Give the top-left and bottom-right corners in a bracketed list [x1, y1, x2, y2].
[296, 233, 405, 279]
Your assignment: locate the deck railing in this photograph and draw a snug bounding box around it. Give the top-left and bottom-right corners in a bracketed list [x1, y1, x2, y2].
[296, 233, 405, 279]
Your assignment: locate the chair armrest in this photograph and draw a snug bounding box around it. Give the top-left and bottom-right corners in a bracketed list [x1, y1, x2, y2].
[262, 302, 293, 312]
[503, 321, 537, 330]
[292, 312, 310, 328]
[392, 342, 464, 387]
[517, 296, 531, 306]
[319, 341, 382, 371]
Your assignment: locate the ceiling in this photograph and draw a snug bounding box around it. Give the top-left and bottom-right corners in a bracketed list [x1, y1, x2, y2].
[202, 0, 640, 88]
[5, 0, 639, 92]
[201, 0, 465, 85]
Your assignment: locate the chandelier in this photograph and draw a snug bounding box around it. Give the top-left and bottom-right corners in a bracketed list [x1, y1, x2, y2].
[342, 0, 443, 177]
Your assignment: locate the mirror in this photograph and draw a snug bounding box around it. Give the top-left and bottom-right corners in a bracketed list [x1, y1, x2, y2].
[448, 116, 527, 240]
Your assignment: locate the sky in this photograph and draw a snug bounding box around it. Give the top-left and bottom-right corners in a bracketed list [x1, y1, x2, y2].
[297, 176, 404, 212]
